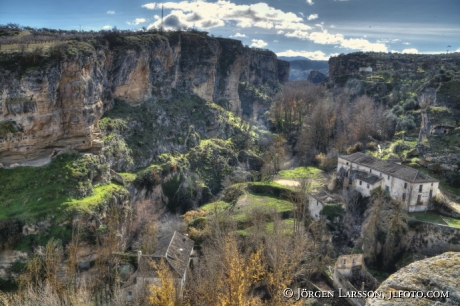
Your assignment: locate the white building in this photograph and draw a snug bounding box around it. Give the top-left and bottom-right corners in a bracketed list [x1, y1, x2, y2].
[359, 66, 373, 73]
[337, 152, 439, 212]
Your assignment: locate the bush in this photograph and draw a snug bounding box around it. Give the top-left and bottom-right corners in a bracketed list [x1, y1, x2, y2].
[134, 168, 162, 190]
[367, 141, 377, 151]
[392, 105, 404, 116]
[403, 99, 418, 111]
[315, 153, 338, 171]
[320, 204, 345, 221]
[347, 142, 363, 154]
[396, 115, 416, 131]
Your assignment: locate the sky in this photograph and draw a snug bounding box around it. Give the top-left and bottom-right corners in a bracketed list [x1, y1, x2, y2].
[1, 0, 459, 60]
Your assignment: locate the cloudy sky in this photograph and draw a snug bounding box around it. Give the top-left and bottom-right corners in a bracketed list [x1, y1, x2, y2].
[2, 0, 459, 60]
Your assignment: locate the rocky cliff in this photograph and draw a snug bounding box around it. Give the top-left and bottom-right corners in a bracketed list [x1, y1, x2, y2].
[366, 252, 460, 305]
[0, 32, 288, 166]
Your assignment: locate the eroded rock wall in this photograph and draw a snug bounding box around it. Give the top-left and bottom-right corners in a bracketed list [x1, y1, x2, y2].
[0, 33, 288, 166]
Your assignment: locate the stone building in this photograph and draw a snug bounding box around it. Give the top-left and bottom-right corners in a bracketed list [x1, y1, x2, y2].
[333, 254, 379, 306]
[307, 191, 342, 220]
[121, 231, 194, 303]
[337, 152, 439, 212]
[359, 66, 373, 73]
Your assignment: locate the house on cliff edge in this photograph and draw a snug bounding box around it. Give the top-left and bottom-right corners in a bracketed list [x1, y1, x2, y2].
[337, 152, 439, 212]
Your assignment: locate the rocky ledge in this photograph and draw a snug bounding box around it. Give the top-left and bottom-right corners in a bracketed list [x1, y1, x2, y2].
[366, 252, 460, 305]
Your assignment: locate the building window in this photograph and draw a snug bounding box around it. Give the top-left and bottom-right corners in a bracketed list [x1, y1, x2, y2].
[431, 182, 433, 187]
[369, 169, 372, 173]
[352, 259, 356, 265]
[429, 190, 433, 199]
[342, 259, 346, 266]
[359, 180, 362, 186]
[317, 201, 319, 206]
[367, 184, 370, 188]
[404, 182, 407, 189]
[388, 175, 390, 180]
[128, 291, 133, 296]
[380, 173, 382, 177]
[402, 193, 406, 202]
[419, 185, 423, 192]
[417, 195, 422, 204]
[346, 162, 349, 165]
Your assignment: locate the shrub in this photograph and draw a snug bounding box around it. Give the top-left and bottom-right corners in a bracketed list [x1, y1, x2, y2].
[320, 204, 345, 221]
[403, 99, 418, 111]
[396, 115, 416, 131]
[315, 153, 338, 171]
[134, 168, 162, 190]
[347, 142, 363, 155]
[367, 142, 377, 151]
[391, 105, 404, 117]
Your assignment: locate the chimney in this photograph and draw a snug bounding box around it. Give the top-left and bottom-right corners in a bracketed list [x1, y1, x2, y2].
[138, 250, 142, 265]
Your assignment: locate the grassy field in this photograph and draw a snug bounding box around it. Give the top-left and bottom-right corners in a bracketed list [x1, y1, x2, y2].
[410, 211, 460, 228]
[0, 153, 127, 223]
[278, 166, 323, 179]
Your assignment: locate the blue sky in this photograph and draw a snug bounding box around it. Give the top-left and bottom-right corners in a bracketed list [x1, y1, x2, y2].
[1, 0, 459, 60]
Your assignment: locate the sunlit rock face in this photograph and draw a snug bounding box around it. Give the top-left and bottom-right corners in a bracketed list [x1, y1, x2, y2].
[0, 33, 289, 166]
[366, 252, 460, 306]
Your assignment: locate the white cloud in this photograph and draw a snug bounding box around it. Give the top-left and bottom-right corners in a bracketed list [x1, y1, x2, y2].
[402, 48, 419, 54]
[127, 18, 147, 25]
[456, 48, 460, 52]
[308, 30, 344, 44]
[250, 39, 268, 48]
[403, 42, 411, 45]
[299, 12, 304, 17]
[285, 29, 388, 52]
[141, 1, 388, 53]
[285, 30, 310, 39]
[391, 50, 400, 53]
[277, 50, 337, 61]
[341, 38, 387, 52]
[143, 1, 308, 31]
[315, 23, 324, 30]
[232, 32, 247, 38]
[330, 25, 335, 28]
[106, 10, 115, 15]
[102, 25, 112, 29]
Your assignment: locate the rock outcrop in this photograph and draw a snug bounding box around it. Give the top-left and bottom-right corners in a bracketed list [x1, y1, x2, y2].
[0, 33, 288, 166]
[366, 252, 460, 306]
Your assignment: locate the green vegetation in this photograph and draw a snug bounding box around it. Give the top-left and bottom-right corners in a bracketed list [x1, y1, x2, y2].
[15, 225, 73, 253]
[0, 152, 126, 222]
[0, 121, 20, 136]
[320, 204, 345, 221]
[410, 211, 460, 228]
[278, 166, 323, 179]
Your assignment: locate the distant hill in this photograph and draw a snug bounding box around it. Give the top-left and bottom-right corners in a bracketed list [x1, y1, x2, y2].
[278, 56, 329, 81]
[277, 56, 329, 81]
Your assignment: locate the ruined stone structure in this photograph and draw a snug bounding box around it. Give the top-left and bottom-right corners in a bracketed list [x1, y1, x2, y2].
[333, 254, 379, 306]
[121, 231, 194, 302]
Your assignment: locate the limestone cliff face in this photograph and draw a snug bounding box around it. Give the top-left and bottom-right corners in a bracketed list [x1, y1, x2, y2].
[0, 33, 288, 166]
[366, 252, 460, 306]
